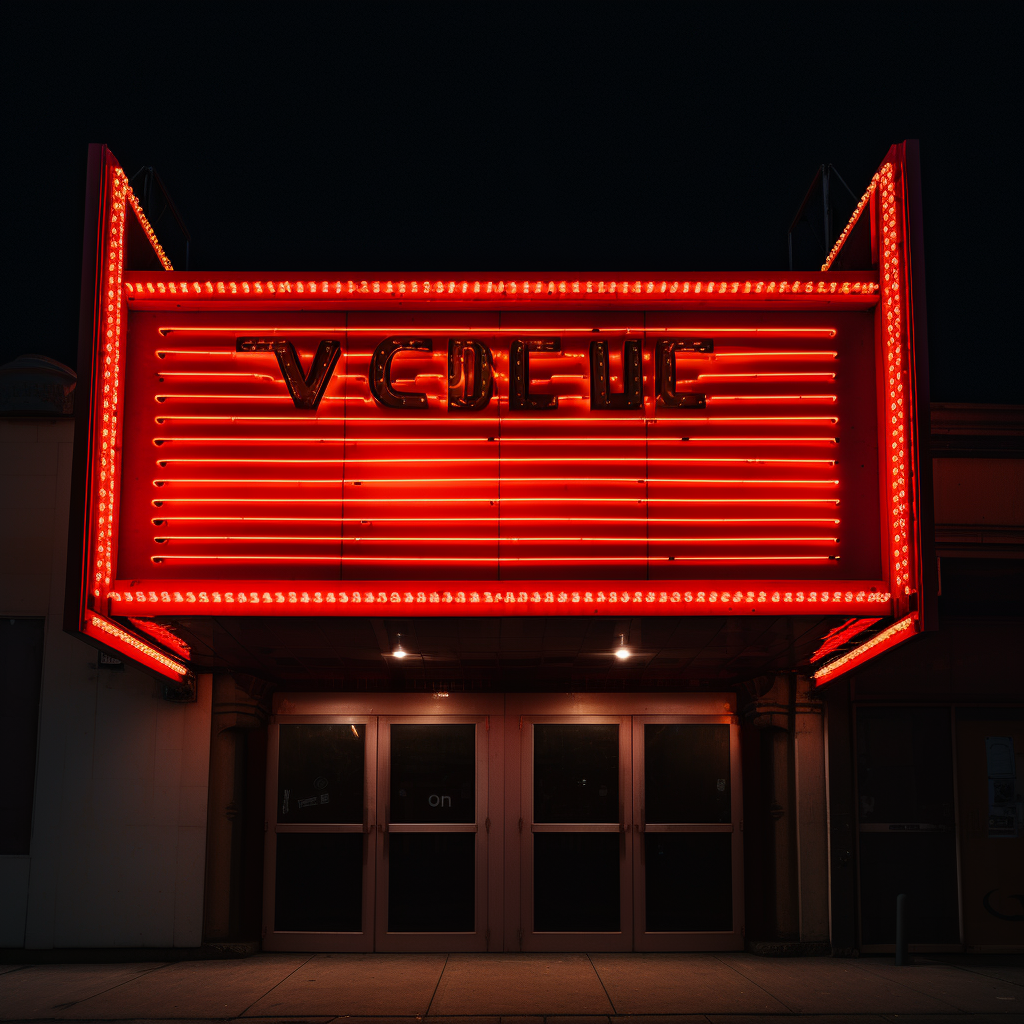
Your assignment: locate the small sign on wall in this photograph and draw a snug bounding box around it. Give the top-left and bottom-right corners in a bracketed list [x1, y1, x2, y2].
[986, 736, 1021, 838]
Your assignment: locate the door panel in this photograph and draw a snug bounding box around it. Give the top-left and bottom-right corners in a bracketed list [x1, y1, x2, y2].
[389, 723, 477, 823]
[264, 716, 377, 951]
[534, 723, 620, 823]
[632, 716, 744, 950]
[534, 831, 622, 932]
[387, 831, 477, 932]
[277, 722, 367, 825]
[376, 717, 489, 950]
[274, 832, 364, 932]
[643, 831, 733, 931]
[521, 717, 632, 951]
[644, 722, 732, 823]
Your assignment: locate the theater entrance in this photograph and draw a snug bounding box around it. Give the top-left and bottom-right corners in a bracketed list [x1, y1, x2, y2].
[263, 693, 741, 951]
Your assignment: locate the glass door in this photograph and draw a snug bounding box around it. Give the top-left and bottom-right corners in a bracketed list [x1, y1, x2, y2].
[520, 717, 632, 951]
[632, 716, 743, 950]
[264, 716, 377, 951]
[375, 717, 490, 951]
[855, 705, 960, 948]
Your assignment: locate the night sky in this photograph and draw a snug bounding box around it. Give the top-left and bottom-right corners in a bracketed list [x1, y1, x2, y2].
[5, 6, 1021, 405]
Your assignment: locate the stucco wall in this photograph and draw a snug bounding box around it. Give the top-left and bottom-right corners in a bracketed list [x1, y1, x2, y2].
[0, 418, 212, 948]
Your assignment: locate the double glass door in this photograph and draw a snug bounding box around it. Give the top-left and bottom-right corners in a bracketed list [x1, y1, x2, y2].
[267, 715, 489, 951]
[519, 715, 740, 951]
[264, 697, 740, 951]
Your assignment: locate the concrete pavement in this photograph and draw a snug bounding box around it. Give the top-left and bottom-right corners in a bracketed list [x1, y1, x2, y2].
[0, 952, 1020, 1021]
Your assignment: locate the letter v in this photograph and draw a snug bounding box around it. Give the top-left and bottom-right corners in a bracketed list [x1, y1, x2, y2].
[236, 338, 342, 409]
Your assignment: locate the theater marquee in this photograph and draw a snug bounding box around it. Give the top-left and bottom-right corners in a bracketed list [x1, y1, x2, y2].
[67, 144, 932, 684]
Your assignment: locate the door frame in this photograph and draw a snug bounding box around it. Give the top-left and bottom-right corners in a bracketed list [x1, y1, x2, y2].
[374, 714, 491, 951]
[262, 714, 378, 952]
[265, 691, 735, 951]
[519, 714, 634, 951]
[503, 692, 740, 952]
[631, 714, 744, 951]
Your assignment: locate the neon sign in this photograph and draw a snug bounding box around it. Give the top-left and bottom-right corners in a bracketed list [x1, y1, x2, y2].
[67, 143, 930, 685]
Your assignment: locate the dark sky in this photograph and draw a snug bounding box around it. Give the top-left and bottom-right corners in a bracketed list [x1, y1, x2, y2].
[5, 6, 1021, 404]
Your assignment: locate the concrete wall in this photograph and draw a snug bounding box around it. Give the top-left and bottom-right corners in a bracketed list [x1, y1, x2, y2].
[0, 418, 212, 948]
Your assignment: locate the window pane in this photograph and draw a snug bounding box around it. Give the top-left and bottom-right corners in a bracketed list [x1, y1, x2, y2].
[645, 724, 731, 824]
[390, 724, 476, 824]
[278, 723, 365, 824]
[274, 832, 363, 932]
[388, 832, 475, 932]
[0, 618, 44, 855]
[534, 832, 620, 931]
[534, 724, 618, 823]
[644, 832, 732, 931]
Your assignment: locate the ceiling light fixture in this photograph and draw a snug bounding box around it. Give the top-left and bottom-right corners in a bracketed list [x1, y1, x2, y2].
[615, 635, 631, 660]
[392, 635, 407, 659]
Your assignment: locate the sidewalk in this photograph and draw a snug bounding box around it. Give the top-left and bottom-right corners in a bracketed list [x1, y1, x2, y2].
[1, 952, 1020, 1022]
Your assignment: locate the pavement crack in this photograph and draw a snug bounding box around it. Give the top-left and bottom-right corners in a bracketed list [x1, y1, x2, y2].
[237, 952, 317, 1018]
[423, 952, 449, 1016]
[586, 952, 617, 1015]
[711, 951, 797, 1013]
[43, 960, 172, 1013]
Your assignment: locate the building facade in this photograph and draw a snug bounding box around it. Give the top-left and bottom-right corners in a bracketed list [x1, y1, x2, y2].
[3, 401, 1019, 952]
[1, 139, 1020, 954]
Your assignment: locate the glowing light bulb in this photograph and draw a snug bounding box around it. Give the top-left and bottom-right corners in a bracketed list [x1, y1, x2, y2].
[392, 645, 407, 659]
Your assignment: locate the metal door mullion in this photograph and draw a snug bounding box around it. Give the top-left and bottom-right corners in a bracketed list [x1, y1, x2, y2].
[388, 823, 478, 833]
[275, 823, 366, 834]
[531, 822, 620, 833]
[643, 823, 733, 833]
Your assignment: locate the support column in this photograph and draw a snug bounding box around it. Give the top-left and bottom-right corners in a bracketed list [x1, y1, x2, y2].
[822, 678, 858, 955]
[203, 674, 267, 943]
[794, 674, 829, 943]
[747, 673, 831, 952]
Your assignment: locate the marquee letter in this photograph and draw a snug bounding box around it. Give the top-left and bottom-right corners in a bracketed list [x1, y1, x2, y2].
[236, 338, 341, 410]
[656, 338, 712, 408]
[369, 337, 432, 409]
[448, 339, 494, 411]
[509, 338, 559, 410]
[590, 337, 642, 409]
